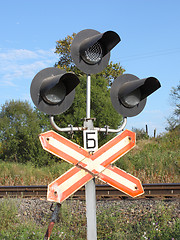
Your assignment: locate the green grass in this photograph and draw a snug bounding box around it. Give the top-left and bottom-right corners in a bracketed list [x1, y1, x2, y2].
[116, 128, 180, 183]
[96, 203, 180, 240]
[0, 199, 179, 239]
[0, 161, 71, 186]
[0, 127, 179, 185]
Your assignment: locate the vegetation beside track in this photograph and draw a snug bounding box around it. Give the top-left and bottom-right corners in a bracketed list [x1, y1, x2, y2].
[0, 126, 179, 186]
[0, 198, 179, 239]
[116, 126, 180, 184]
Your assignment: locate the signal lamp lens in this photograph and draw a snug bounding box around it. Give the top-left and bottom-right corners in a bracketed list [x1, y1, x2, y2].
[82, 42, 102, 64]
[120, 88, 141, 108]
[43, 81, 66, 105]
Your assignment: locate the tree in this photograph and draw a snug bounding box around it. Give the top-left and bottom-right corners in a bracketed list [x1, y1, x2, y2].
[0, 100, 53, 166]
[55, 33, 76, 71]
[166, 82, 180, 131]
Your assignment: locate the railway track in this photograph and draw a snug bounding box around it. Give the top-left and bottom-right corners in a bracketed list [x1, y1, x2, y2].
[0, 183, 180, 199]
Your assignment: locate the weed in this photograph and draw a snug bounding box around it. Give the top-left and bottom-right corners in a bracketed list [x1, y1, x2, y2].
[0, 198, 19, 231]
[0, 199, 179, 239]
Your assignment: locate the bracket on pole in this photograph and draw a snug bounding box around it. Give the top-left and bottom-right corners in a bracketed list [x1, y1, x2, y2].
[49, 115, 127, 134]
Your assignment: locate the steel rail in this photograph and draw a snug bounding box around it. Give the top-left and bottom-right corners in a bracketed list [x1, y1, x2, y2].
[0, 183, 179, 199]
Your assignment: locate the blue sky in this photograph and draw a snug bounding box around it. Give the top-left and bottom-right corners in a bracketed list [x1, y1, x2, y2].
[0, 0, 179, 136]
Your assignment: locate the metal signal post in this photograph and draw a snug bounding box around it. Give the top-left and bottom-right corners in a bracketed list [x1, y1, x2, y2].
[84, 74, 97, 240]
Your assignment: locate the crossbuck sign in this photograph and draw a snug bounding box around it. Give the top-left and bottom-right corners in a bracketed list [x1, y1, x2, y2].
[40, 129, 144, 203]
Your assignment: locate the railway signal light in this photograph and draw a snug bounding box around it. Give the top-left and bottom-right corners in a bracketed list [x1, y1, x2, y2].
[30, 67, 80, 115]
[110, 74, 161, 117]
[71, 29, 120, 74]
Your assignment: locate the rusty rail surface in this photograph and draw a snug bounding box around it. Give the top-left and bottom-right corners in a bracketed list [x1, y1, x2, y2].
[0, 183, 179, 199]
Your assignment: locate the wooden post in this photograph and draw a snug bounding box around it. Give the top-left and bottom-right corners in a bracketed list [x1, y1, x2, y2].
[154, 129, 156, 138]
[145, 124, 148, 136]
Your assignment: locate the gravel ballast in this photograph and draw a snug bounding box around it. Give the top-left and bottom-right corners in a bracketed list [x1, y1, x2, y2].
[0, 198, 179, 226]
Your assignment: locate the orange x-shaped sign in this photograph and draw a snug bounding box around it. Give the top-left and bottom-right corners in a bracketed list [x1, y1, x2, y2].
[39, 130, 144, 203]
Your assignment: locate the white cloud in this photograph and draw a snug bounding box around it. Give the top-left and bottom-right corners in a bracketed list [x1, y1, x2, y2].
[0, 48, 58, 86]
[0, 49, 38, 61]
[0, 48, 56, 61]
